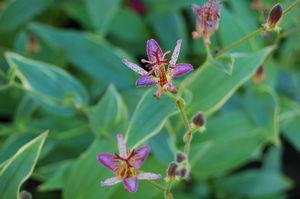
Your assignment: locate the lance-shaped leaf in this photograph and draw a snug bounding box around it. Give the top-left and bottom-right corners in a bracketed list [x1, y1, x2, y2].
[29, 23, 135, 94]
[5, 52, 89, 115]
[0, 0, 53, 32]
[243, 86, 280, 144]
[0, 131, 48, 199]
[125, 89, 177, 148]
[181, 46, 274, 117]
[88, 85, 128, 136]
[85, 0, 121, 34]
[63, 139, 116, 199]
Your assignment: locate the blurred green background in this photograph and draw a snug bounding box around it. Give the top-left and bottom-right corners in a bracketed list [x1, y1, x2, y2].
[0, 0, 300, 198]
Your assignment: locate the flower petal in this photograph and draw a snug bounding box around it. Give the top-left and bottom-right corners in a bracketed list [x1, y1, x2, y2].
[135, 75, 157, 87]
[172, 63, 194, 78]
[97, 153, 117, 171]
[131, 146, 150, 169]
[123, 59, 148, 75]
[138, 172, 161, 180]
[123, 177, 138, 192]
[170, 39, 182, 66]
[101, 177, 121, 187]
[146, 39, 163, 62]
[117, 133, 127, 158]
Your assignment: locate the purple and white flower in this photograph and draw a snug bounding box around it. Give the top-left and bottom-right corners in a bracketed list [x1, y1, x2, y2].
[97, 133, 161, 192]
[123, 39, 193, 99]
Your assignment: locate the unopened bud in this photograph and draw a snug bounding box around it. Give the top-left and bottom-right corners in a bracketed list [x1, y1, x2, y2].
[20, 191, 32, 199]
[167, 162, 178, 179]
[192, 112, 206, 128]
[175, 151, 187, 163]
[253, 65, 266, 84]
[265, 3, 283, 30]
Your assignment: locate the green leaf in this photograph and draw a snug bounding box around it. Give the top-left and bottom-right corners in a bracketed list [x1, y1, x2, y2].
[38, 161, 72, 191]
[85, 0, 121, 34]
[88, 85, 128, 136]
[0, 131, 48, 199]
[5, 52, 89, 115]
[281, 114, 300, 152]
[214, 147, 292, 198]
[63, 139, 116, 199]
[243, 86, 280, 144]
[0, 0, 53, 32]
[207, 54, 235, 75]
[125, 89, 177, 148]
[29, 23, 135, 94]
[148, 11, 187, 56]
[182, 46, 274, 117]
[190, 111, 266, 178]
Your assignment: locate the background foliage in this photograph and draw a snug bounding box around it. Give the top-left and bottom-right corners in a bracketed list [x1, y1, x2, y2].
[0, 0, 300, 198]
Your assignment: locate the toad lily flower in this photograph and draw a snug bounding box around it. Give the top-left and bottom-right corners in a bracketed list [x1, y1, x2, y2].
[192, 0, 221, 45]
[97, 134, 161, 192]
[123, 39, 193, 99]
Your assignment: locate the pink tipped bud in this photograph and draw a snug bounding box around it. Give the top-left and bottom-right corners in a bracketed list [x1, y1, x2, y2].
[192, 112, 206, 128]
[266, 3, 283, 29]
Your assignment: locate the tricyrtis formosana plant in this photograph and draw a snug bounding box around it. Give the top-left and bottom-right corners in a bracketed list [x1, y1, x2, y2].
[0, 0, 300, 199]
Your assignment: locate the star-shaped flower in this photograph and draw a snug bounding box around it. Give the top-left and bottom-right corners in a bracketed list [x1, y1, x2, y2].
[123, 39, 193, 99]
[97, 134, 161, 192]
[192, 0, 221, 45]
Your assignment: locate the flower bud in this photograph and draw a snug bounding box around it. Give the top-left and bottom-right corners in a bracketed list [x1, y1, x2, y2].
[20, 191, 32, 199]
[167, 162, 178, 180]
[265, 3, 283, 30]
[175, 151, 187, 163]
[253, 65, 266, 84]
[192, 112, 206, 128]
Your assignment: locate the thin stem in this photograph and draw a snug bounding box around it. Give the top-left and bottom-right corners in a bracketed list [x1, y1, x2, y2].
[176, 98, 191, 131]
[214, 0, 300, 58]
[283, 0, 300, 15]
[183, 129, 193, 155]
[214, 28, 264, 57]
[146, 180, 166, 192]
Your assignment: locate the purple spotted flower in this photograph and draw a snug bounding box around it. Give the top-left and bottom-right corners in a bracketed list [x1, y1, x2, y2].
[97, 134, 161, 192]
[192, 0, 221, 45]
[123, 39, 193, 99]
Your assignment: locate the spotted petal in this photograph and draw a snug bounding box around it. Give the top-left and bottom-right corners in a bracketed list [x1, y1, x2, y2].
[146, 39, 163, 62]
[97, 153, 117, 171]
[123, 59, 148, 75]
[138, 172, 161, 180]
[170, 40, 182, 66]
[131, 146, 150, 169]
[135, 75, 157, 87]
[101, 177, 121, 186]
[123, 177, 138, 192]
[172, 63, 194, 78]
[117, 133, 127, 158]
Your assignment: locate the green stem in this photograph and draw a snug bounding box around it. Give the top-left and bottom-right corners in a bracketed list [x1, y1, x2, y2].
[183, 129, 193, 155]
[214, 27, 264, 57]
[175, 98, 191, 131]
[146, 180, 166, 192]
[283, 0, 300, 15]
[214, 0, 300, 58]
